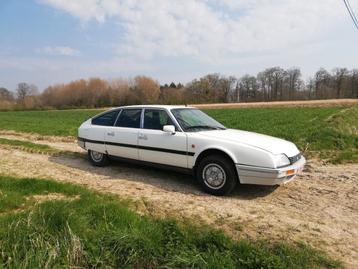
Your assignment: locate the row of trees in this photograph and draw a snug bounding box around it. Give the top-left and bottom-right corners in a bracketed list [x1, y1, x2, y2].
[1, 67, 357, 110]
[235, 67, 358, 102]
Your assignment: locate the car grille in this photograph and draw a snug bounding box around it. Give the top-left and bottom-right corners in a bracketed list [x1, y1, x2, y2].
[288, 153, 301, 164]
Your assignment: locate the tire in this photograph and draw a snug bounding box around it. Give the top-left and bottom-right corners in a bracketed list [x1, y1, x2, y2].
[88, 150, 108, 167]
[196, 154, 238, 196]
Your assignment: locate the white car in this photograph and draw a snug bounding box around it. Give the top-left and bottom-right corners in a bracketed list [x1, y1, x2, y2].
[78, 105, 305, 195]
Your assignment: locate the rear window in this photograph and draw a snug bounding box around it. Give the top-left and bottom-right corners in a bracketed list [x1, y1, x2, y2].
[115, 109, 142, 128]
[91, 110, 120, 126]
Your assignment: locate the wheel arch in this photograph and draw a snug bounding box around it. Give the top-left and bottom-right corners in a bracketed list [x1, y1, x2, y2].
[194, 147, 241, 188]
[194, 147, 237, 170]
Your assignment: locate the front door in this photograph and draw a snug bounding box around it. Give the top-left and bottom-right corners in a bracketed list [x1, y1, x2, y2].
[138, 109, 188, 168]
[105, 108, 142, 160]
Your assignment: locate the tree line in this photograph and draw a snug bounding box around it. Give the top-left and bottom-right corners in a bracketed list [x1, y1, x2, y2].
[0, 67, 357, 110]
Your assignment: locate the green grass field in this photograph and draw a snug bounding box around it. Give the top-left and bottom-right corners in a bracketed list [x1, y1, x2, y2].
[0, 109, 96, 137]
[0, 106, 357, 162]
[0, 175, 339, 268]
[207, 106, 358, 163]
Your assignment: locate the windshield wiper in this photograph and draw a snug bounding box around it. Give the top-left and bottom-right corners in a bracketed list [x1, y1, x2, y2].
[185, 125, 222, 131]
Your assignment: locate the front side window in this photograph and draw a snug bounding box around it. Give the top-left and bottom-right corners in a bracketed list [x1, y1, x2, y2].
[171, 108, 225, 132]
[92, 110, 120, 126]
[143, 109, 175, 130]
[115, 109, 141, 128]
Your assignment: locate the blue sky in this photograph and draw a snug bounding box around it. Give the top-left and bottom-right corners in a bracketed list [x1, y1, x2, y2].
[0, 0, 357, 91]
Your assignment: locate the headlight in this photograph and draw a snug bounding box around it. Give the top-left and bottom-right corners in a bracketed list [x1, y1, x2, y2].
[274, 154, 290, 168]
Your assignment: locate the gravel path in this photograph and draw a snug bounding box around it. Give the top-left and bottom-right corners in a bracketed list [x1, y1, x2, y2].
[0, 133, 357, 268]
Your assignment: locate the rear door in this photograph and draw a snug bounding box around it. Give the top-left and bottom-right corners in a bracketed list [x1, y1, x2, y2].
[105, 108, 141, 160]
[138, 109, 188, 168]
[85, 109, 120, 153]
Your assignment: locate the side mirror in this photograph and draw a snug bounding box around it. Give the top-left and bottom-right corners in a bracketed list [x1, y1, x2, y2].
[163, 125, 176, 134]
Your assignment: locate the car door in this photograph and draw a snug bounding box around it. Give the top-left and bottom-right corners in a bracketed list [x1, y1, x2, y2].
[86, 109, 120, 154]
[105, 108, 141, 160]
[138, 109, 188, 168]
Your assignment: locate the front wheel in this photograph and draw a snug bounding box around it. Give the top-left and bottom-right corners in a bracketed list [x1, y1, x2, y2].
[88, 150, 108, 167]
[196, 155, 238, 196]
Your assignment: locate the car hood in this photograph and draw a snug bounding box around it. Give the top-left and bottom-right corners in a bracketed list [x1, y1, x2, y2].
[197, 129, 299, 156]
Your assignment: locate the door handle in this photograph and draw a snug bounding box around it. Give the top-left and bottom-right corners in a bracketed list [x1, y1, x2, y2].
[107, 132, 115, 136]
[138, 133, 148, 140]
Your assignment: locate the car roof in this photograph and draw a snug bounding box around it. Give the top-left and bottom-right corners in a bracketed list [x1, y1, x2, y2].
[109, 105, 195, 110]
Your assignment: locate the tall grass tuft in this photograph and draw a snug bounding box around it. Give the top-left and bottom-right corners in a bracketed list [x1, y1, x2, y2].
[0, 176, 340, 268]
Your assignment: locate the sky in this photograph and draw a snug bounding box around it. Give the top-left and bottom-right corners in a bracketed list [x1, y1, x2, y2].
[0, 0, 358, 91]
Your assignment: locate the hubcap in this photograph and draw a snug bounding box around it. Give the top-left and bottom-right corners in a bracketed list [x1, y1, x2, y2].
[90, 150, 103, 162]
[202, 163, 226, 189]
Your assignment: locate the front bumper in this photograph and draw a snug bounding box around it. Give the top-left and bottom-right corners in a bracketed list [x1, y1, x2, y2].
[236, 156, 306, 185]
[77, 138, 86, 150]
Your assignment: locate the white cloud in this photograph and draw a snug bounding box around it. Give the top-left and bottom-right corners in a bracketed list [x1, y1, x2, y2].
[35, 46, 79, 56]
[38, 0, 350, 63]
[13, 0, 356, 89]
[1, 0, 357, 91]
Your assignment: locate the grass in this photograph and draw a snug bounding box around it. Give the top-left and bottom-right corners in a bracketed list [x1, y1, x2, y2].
[0, 109, 98, 136]
[0, 138, 81, 157]
[205, 106, 358, 163]
[0, 175, 340, 268]
[0, 138, 60, 155]
[0, 106, 356, 162]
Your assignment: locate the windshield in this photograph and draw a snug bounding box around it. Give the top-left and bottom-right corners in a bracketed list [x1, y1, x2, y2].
[171, 108, 226, 132]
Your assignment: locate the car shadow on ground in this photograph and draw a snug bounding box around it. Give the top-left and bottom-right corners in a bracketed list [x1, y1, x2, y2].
[49, 153, 278, 199]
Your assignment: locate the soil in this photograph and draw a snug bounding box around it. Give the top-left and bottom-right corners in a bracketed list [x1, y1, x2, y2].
[30, 193, 80, 203]
[193, 98, 358, 109]
[0, 133, 357, 268]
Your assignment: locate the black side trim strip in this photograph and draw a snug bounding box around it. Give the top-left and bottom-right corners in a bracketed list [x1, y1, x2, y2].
[109, 155, 193, 175]
[78, 137, 104, 144]
[78, 137, 195, 156]
[106, 141, 137, 149]
[136, 144, 194, 156]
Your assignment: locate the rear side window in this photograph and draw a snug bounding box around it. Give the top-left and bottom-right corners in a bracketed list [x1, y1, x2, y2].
[143, 109, 174, 130]
[115, 109, 142, 128]
[92, 110, 120, 126]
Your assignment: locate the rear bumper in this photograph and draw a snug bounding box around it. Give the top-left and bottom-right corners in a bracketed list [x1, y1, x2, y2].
[236, 156, 306, 185]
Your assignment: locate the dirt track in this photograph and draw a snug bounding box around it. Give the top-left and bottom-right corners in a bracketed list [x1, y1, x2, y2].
[28, 98, 358, 112]
[193, 98, 358, 109]
[0, 133, 357, 268]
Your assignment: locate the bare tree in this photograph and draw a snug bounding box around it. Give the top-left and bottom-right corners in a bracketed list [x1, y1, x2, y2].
[306, 78, 315, 100]
[332, 68, 349, 99]
[0, 87, 13, 101]
[257, 67, 285, 101]
[350, 69, 358, 98]
[238, 75, 259, 102]
[285, 68, 302, 100]
[314, 69, 332, 99]
[16, 83, 38, 102]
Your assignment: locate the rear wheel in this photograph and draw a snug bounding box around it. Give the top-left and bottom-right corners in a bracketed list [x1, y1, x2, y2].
[88, 150, 108, 167]
[196, 155, 237, 195]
